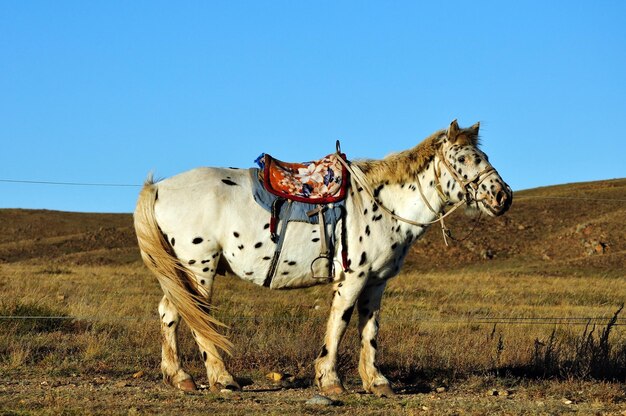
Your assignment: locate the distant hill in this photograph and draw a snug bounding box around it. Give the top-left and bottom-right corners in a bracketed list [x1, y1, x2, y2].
[1, 179, 624, 276]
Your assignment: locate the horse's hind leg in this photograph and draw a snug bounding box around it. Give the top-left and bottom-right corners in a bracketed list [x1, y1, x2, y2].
[158, 296, 197, 391]
[190, 267, 240, 392]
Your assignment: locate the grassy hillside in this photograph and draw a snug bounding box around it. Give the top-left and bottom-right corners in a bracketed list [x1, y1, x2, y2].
[1, 178, 624, 273]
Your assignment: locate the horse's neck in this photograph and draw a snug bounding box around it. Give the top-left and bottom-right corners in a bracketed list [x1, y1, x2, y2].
[360, 161, 443, 234]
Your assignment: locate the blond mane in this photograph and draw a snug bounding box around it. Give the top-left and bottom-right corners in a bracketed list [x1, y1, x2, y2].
[353, 129, 444, 186]
[353, 124, 479, 187]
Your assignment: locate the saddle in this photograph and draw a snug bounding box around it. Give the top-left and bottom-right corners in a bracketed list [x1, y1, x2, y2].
[253, 143, 350, 287]
[258, 151, 348, 204]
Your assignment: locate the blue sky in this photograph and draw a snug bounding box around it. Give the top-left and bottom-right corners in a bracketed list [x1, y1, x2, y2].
[1, 1, 624, 213]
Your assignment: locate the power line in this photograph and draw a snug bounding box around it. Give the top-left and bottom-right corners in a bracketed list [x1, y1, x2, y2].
[1, 315, 624, 326]
[0, 179, 141, 187]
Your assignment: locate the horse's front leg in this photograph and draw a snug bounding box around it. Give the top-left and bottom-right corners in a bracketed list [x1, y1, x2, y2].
[357, 280, 395, 397]
[315, 276, 364, 395]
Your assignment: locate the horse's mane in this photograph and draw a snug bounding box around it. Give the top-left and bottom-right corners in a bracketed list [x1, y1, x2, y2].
[353, 130, 444, 186]
[353, 126, 479, 186]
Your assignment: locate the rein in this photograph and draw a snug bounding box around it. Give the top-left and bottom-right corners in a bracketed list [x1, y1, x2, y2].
[335, 144, 496, 247]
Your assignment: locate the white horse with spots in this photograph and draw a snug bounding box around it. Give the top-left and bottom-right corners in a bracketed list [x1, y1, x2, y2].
[134, 120, 512, 397]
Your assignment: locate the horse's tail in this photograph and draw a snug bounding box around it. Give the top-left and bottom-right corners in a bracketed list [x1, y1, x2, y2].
[133, 177, 233, 355]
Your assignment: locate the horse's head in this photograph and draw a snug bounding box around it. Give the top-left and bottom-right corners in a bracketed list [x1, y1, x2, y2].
[437, 120, 512, 217]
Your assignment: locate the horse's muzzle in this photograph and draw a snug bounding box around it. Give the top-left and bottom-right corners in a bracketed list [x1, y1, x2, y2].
[492, 185, 513, 216]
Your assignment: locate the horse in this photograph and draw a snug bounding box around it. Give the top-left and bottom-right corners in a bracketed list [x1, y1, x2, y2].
[133, 120, 512, 397]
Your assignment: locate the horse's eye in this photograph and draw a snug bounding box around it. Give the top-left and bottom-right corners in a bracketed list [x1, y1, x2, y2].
[458, 156, 465, 163]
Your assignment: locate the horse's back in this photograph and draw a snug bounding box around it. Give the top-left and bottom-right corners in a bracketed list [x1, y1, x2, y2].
[152, 167, 259, 254]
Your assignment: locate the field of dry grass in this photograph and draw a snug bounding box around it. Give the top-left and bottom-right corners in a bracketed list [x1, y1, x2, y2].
[1, 179, 625, 414]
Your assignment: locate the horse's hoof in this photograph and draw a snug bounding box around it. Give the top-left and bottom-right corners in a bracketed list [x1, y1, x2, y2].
[370, 383, 395, 397]
[176, 378, 198, 392]
[321, 383, 347, 396]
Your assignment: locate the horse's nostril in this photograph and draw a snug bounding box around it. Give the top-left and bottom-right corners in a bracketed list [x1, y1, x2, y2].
[496, 190, 506, 205]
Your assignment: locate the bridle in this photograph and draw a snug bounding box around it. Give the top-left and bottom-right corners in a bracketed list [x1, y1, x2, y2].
[336, 143, 498, 246]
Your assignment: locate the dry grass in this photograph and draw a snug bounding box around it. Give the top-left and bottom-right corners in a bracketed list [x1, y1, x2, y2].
[1, 263, 625, 383]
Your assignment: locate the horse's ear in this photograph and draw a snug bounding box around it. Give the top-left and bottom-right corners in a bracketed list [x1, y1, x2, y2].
[447, 119, 460, 141]
[470, 121, 480, 133]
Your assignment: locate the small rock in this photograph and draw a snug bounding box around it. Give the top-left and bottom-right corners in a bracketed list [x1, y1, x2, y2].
[436, 386, 446, 393]
[305, 394, 334, 406]
[517, 224, 525, 231]
[562, 398, 573, 405]
[132, 370, 144, 379]
[265, 372, 284, 382]
[422, 406, 429, 411]
[487, 389, 499, 396]
[220, 388, 233, 394]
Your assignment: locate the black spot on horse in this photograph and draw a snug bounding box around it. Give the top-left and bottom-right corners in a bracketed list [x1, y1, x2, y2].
[201, 259, 211, 264]
[370, 339, 378, 350]
[192, 237, 203, 244]
[372, 203, 379, 212]
[203, 351, 208, 361]
[365, 225, 370, 236]
[212, 253, 219, 258]
[168, 321, 175, 327]
[233, 232, 240, 238]
[391, 242, 398, 250]
[200, 279, 205, 285]
[288, 261, 296, 266]
[363, 208, 368, 215]
[312, 238, 320, 243]
[341, 306, 354, 323]
[238, 244, 244, 250]
[373, 184, 384, 198]
[221, 179, 238, 186]
[372, 214, 383, 222]
[262, 256, 271, 260]
[358, 271, 365, 278]
[188, 260, 196, 265]
[254, 242, 263, 248]
[264, 223, 270, 229]
[171, 238, 175, 246]
[281, 271, 289, 276]
[359, 251, 367, 266]
[245, 271, 254, 276]
[203, 267, 209, 273]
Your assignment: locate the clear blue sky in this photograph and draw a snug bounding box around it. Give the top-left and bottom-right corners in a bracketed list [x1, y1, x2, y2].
[1, 1, 625, 213]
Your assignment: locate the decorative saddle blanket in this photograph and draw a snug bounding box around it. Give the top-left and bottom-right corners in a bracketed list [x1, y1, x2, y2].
[255, 152, 349, 204]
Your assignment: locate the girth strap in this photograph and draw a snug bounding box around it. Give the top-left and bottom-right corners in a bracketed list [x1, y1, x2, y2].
[264, 200, 293, 287]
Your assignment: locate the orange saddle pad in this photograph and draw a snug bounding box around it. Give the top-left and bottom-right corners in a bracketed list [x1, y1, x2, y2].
[260, 152, 349, 204]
